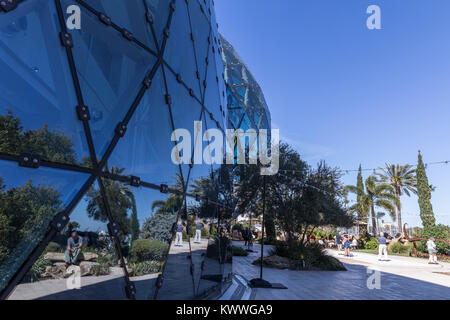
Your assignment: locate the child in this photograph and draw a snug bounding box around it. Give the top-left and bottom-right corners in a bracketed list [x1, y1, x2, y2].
[343, 235, 351, 257]
[427, 237, 438, 264]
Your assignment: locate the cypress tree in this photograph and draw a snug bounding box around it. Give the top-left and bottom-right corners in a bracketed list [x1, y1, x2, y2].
[416, 151, 435, 228]
[356, 165, 367, 236]
[130, 195, 140, 242]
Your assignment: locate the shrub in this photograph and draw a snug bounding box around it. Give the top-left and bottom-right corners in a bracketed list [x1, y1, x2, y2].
[24, 255, 52, 283]
[128, 261, 162, 277]
[44, 241, 61, 253]
[92, 264, 110, 276]
[389, 242, 409, 254]
[364, 238, 379, 250]
[130, 239, 168, 263]
[416, 225, 450, 255]
[232, 246, 248, 256]
[272, 242, 345, 271]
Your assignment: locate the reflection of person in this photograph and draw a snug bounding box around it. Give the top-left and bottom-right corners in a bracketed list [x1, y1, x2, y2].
[336, 232, 343, 251]
[427, 237, 438, 264]
[343, 235, 351, 257]
[194, 220, 203, 243]
[351, 237, 358, 250]
[244, 228, 250, 246]
[377, 232, 388, 261]
[175, 221, 183, 246]
[65, 231, 83, 268]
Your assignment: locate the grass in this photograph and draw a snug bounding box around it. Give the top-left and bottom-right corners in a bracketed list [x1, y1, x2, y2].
[343, 249, 450, 262]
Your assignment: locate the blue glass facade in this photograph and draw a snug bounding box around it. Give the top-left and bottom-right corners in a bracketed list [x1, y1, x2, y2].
[0, 0, 231, 300]
[220, 35, 271, 132]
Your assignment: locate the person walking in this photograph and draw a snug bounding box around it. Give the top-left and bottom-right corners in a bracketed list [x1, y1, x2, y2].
[175, 221, 183, 246]
[427, 237, 438, 264]
[336, 232, 343, 251]
[377, 232, 388, 261]
[343, 235, 351, 257]
[194, 220, 203, 243]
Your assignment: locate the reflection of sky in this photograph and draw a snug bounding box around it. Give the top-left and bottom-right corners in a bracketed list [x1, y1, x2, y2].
[0, 160, 88, 208]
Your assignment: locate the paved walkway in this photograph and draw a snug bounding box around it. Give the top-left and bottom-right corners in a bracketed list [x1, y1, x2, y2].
[232, 242, 450, 300]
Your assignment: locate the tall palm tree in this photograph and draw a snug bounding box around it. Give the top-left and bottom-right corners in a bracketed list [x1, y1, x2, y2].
[345, 176, 396, 235]
[376, 164, 417, 234]
[375, 212, 385, 232]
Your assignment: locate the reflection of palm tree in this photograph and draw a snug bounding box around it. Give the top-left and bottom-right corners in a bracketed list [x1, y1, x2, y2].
[151, 174, 184, 216]
[376, 164, 417, 234]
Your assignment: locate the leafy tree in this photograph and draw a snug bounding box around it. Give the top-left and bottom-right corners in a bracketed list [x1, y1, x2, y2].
[345, 176, 396, 235]
[140, 211, 177, 243]
[416, 151, 435, 228]
[0, 179, 63, 266]
[376, 164, 417, 234]
[0, 110, 78, 165]
[86, 167, 134, 241]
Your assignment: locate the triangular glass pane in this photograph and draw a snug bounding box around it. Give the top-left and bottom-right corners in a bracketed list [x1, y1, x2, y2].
[64, 3, 157, 160]
[80, 0, 157, 53]
[0, 160, 90, 294]
[106, 68, 180, 187]
[145, 0, 171, 49]
[188, 0, 211, 99]
[164, 0, 201, 99]
[0, 1, 91, 166]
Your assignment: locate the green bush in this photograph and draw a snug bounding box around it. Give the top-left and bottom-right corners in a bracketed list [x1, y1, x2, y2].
[232, 246, 248, 256]
[24, 255, 52, 283]
[130, 239, 168, 263]
[44, 241, 61, 253]
[92, 264, 110, 276]
[389, 242, 409, 254]
[364, 238, 379, 250]
[128, 261, 162, 277]
[272, 242, 345, 271]
[416, 225, 450, 255]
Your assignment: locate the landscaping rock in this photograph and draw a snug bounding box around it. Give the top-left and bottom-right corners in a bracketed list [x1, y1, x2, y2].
[44, 252, 98, 263]
[79, 261, 100, 277]
[41, 265, 66, 279]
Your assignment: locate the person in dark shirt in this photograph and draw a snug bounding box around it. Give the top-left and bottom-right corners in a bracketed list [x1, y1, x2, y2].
[377, 232, 388, 261]
[65, 231, 83, 268]
[336, 232, 343, 251]
[175, 221, 184, 246]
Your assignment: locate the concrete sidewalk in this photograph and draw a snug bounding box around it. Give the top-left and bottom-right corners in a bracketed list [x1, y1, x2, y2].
[232, 242, 450, 300]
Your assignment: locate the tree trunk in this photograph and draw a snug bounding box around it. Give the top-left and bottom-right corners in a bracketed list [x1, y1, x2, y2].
[371, 203, 377, 235]
[396, 187, 402, 235]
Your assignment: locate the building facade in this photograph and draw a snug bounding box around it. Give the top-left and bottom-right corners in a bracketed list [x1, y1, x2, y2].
[0, 0, 232, 300]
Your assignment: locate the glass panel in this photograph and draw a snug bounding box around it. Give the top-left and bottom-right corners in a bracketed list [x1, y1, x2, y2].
[0, 160, 90, 294]
[9, 180, 130, 300]
[153, 203, 196, 300]
[188, 0, 211, 98]
[145, 0, 171, 49]
[97, 179, 176, 300]
[163, 0, 201, 98]
[106, 68, 181, 187]
[0, 0, 91, 166]
[62, 2, 157, 160]
[81, 0, 156, 52]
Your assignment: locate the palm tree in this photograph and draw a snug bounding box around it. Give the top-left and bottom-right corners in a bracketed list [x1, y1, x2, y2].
[345, 176, 396, 235]
[376, 164, 417, 234]
[375, 212, 385, 232]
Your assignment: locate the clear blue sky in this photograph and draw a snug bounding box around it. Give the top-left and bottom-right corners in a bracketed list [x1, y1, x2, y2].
[215, 0, 450, 227]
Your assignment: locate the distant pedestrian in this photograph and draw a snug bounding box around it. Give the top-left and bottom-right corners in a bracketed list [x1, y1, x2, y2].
[427, 237, 438, 264]
[377, 232, 388, 261]
[336, 232, 343, 251]
[195, 220, 203, 243]
[343, 235, 351, 257]
[175, 221, 183, 246]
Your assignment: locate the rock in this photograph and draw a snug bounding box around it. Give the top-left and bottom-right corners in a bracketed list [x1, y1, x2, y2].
[44, 252, 98, 263]
[79, 261, 100, 276]
[232, 230, 243, 241]
[252, 255, 291, 269]
[41, 265, 66, 279]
